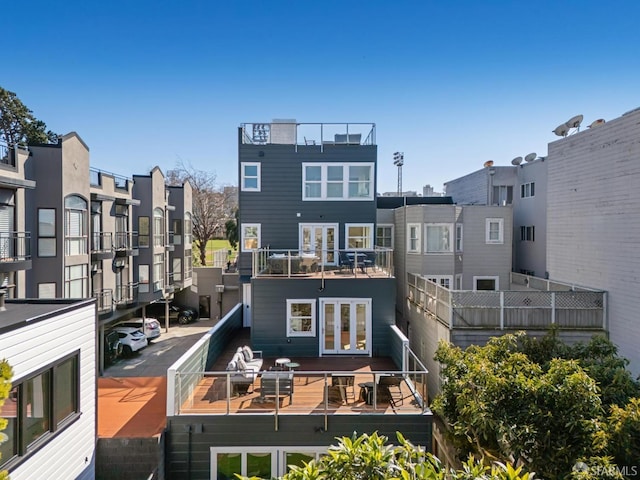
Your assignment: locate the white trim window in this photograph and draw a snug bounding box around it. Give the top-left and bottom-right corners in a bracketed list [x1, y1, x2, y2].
[521, 182, 535, 198]
[345, 223, 373, 249]
[474, 276, 499, 291]
[426, 275, 453, 289]
[486, 218, 504, 244]
[455, 224, 463, 252]
[302, 163, 374, 201]
[425, 223, 453, 253]
[407, 223, 421, 253]
[241, 224, 261, 252]
[286, 299, 316, 337]
[241, 162, 261, 192]
[376, 224, 394, 248]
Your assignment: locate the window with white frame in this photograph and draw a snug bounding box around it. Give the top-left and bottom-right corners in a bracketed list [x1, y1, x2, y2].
[426, 275, 453, 289]
[486, 218, 504, 244]
[455, 224, 463, 252]
[425, 224, 453, 253]
[520, 225, 535, 241]
[64, 264, 88, 298]
[345, 223, 373, 249]
[241, 162, 261, 191]
[241, 224, 261, 252]
[376, 225, 393, 248]
[521, 182, 535, 198]
[492, 185, 513, 205]
[407, 223, 421, 253]
[153, 208, 164, 247]
[153, 253, 164, 291]
[64, 195, 87, 256]
[184, 212, 192, 244]
[302, 163, 374, 200]
[286, 299, 316, 337]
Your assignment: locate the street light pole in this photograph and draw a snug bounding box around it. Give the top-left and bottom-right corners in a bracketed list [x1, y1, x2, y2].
[393, 152, 404, 196]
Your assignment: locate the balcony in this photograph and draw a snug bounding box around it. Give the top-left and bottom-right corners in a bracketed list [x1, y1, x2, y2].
[165, 231, 175, 251]
[240, 122, 376, 151]
[164, 272, 175, 295]
[168, 308, 429, 426]
[91, 232, 113, 260]
[113, 232, 139, 257]
[114, 282, 138, 309]
[0, 144, 16, 168]
[408, 272, 606, 331]
[93, 288, 114, 316]
[0, 232, 31, 272]
[89, 167, 131, 191]
[252, 248, 393, 279]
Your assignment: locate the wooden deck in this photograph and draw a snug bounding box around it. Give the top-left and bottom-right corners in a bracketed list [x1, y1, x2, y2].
[180, 356, 424, 415]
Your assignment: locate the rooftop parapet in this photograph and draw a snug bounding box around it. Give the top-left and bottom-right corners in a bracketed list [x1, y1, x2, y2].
[241, 121, 376, 148]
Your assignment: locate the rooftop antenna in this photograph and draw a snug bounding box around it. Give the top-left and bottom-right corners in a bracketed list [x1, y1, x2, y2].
[511, 156, 523, 166]
[553, 123, 569, 137]
[565, 114, 583, 129]
[393, 152, 404, 196]
[525, 152, 537, 163]
[483, 160, 494, 168]
[589, 118, 606, 128]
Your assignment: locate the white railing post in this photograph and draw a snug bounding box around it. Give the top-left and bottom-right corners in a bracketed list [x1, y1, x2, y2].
[551, 292, 556, 324]
[500, 291, 504, 330]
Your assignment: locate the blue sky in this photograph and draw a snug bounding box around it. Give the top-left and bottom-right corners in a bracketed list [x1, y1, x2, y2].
[4, 1, 640, 194]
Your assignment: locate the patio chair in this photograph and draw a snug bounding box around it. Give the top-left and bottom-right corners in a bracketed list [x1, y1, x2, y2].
[377, 374, 404, 407]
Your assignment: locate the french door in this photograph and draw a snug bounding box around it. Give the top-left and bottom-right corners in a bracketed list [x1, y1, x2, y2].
[299, 223, 338, 266]
[320, 298, 371, 355]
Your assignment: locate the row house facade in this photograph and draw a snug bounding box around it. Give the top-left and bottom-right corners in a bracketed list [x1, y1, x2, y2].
[0, 132, 193, 373]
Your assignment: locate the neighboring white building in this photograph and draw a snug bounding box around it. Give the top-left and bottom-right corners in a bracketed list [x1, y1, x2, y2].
[0, 298, 96, 480]
[547, 107, 640, 376]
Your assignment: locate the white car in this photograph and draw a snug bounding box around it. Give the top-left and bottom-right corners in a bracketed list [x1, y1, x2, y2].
[117, 318, 161, 341]
[114, 327, 148, 356]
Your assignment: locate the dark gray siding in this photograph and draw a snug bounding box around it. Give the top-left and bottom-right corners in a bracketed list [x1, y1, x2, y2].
[251, 277, 395, 358]
[238, 143, 378, 276]
[167, 413, 432, 480]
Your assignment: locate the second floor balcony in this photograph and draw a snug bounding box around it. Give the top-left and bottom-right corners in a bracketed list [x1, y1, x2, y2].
[114, 282, 138, 309]
[91, 232, 113, 260]
[114, 232, 139, 256]
[252, 248, 393, 279]
[0, 232, 31, 272]
[93, 288, 114, 316]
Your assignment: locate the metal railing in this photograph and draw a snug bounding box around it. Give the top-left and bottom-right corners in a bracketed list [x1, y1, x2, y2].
[89, 167, 131, 190]
[0, 232, 31, 262]
[113, 231, 138, 251]
[252, 247, 393, 278]
[93, 288, 113, 314]
[0, 144, 14, 167]
[240, 122, 376, 150]
[114, 282, 138, 306]
[91, 232, 113, 253]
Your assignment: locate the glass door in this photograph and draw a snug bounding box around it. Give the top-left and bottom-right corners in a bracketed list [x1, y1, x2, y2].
[300, 224, 337, 266]
[320, 299, 371, 355]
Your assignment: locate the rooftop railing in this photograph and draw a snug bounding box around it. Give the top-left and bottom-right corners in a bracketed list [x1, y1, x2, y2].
[241, 122, 376, 150]
[89, 167, 131, 190]
[252, 247, 393, 279]
[0, 144, 14, 167]
[407, 273, 606, 330]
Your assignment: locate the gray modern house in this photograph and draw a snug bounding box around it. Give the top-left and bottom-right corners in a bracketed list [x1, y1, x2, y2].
[163, 121, 432, 479]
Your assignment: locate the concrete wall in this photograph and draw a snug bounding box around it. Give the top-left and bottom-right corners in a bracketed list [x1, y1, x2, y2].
[189, 267, 239, 319]
[546, 107, 640, 375]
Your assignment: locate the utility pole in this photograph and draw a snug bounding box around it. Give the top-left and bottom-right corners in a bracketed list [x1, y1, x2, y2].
[393, 152, 404, 196]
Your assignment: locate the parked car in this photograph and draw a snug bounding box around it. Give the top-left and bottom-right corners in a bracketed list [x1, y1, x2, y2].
[116, 317, 161, 341]
[143, 301, 199, 325]
[104, 330, 123, 365]
[114, 327, 148, 356]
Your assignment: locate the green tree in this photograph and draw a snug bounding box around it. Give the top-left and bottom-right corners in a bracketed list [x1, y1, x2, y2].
[225, 208, 238, 251]
[238, 432, 536, 480]
[0, 359, 13, 480]
[0, 87, 57, 146]
[605, 397, 640, 467]
[433, 333, 606, 479]
[167, 163, 236, 266]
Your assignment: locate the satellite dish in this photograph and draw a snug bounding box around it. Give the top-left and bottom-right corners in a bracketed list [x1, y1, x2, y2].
[565, 114, 584, 129]
[553, 124, 569, 137]
[589, 118, 606, 128]
[511, 156, 523, 166]
[483, 160, 494, 168]
[525, 153, 537, 163]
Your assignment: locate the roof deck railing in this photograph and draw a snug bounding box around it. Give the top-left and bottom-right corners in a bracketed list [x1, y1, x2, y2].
[252, 247, 393, 279]
[241, 122, 376, 151]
